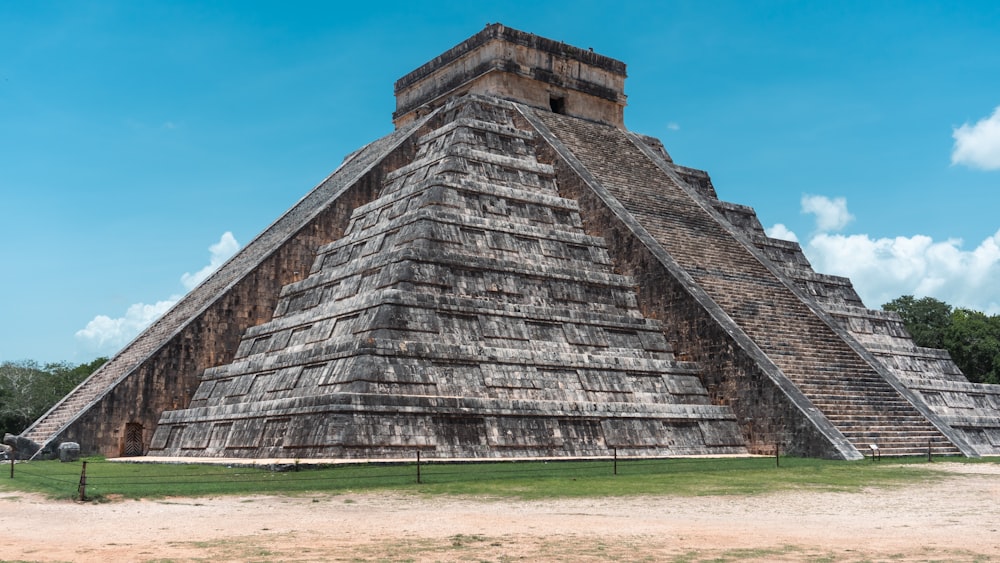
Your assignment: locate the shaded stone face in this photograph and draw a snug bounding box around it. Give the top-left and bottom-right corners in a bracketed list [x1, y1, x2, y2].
[26, 24, 1000, 461]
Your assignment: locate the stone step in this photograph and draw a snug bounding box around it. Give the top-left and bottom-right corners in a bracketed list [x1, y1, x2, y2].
[840, 430, 951, 439]
[812, 404, 923, 415]
[863, 448, 961, 457]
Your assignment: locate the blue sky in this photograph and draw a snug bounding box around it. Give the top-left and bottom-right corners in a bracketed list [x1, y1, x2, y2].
[3, 1, 999, 364]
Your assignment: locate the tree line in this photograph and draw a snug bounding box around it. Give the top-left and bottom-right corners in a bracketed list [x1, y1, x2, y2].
[0, 357, 106, 438]
[883, 295, 1000, 385]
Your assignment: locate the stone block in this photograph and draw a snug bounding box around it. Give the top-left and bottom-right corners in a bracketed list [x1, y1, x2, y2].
[58, 442, 81, 462]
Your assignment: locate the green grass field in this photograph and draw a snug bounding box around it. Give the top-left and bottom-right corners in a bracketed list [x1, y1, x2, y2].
[3, 455, 981, 502]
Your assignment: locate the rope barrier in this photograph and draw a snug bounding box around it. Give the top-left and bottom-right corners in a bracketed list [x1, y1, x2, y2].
[5, 453, 902, 499]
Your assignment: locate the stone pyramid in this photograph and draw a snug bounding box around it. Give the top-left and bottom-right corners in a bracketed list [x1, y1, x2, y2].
[20, 24, 1000, 460]
[148, 98, 745, 458]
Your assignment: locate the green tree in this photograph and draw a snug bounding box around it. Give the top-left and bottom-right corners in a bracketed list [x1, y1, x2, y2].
[882, 296, 1000, 384]
[882, 295, 953, 349]
[0, 357, 107, 437]
[944, 309, 1000, 385]
[0, 360, 48, 438]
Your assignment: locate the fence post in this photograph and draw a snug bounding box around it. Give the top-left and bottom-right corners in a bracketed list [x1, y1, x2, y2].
[927, 439, 932, 462]
[8, 444, 14, 479]
[78, 461, 87, 501]
[775, 440, 780, 467]
[416, 450, 421, 484]
[613, 447, 617, 476]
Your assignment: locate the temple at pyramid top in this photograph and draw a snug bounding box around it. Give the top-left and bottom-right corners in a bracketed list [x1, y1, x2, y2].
[393, 23, 628, 128]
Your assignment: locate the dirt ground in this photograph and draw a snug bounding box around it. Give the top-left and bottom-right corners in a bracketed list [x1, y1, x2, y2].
[1, 462, 999, 562]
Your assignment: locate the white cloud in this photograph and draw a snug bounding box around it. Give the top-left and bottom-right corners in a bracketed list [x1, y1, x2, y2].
[804, 229, 1000, 314]
[180, 231, 240, 290]
[801, 194, 854, 232]
[75, 298, 180, 353]
[952, 105, 1000, 170]
[666, 122, 680, 131]
[76, 232, 241, 355]
[765, 223, 799, 242]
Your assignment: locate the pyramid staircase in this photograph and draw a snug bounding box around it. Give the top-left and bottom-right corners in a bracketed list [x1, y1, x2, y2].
[529, 108, 966, 457]
[148, 98, 745, 459]
[726, 214, 1000, 456]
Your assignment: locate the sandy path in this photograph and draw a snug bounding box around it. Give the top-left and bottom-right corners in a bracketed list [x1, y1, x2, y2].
[2, 462, 999, 562]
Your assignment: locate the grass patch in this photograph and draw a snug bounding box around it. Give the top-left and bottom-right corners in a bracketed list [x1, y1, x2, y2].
[1, 455, 991, 502]
[409, 456, 953, 499]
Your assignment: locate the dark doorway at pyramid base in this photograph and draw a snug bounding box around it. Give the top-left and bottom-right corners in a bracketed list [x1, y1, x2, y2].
[121, 422, 145, 457]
